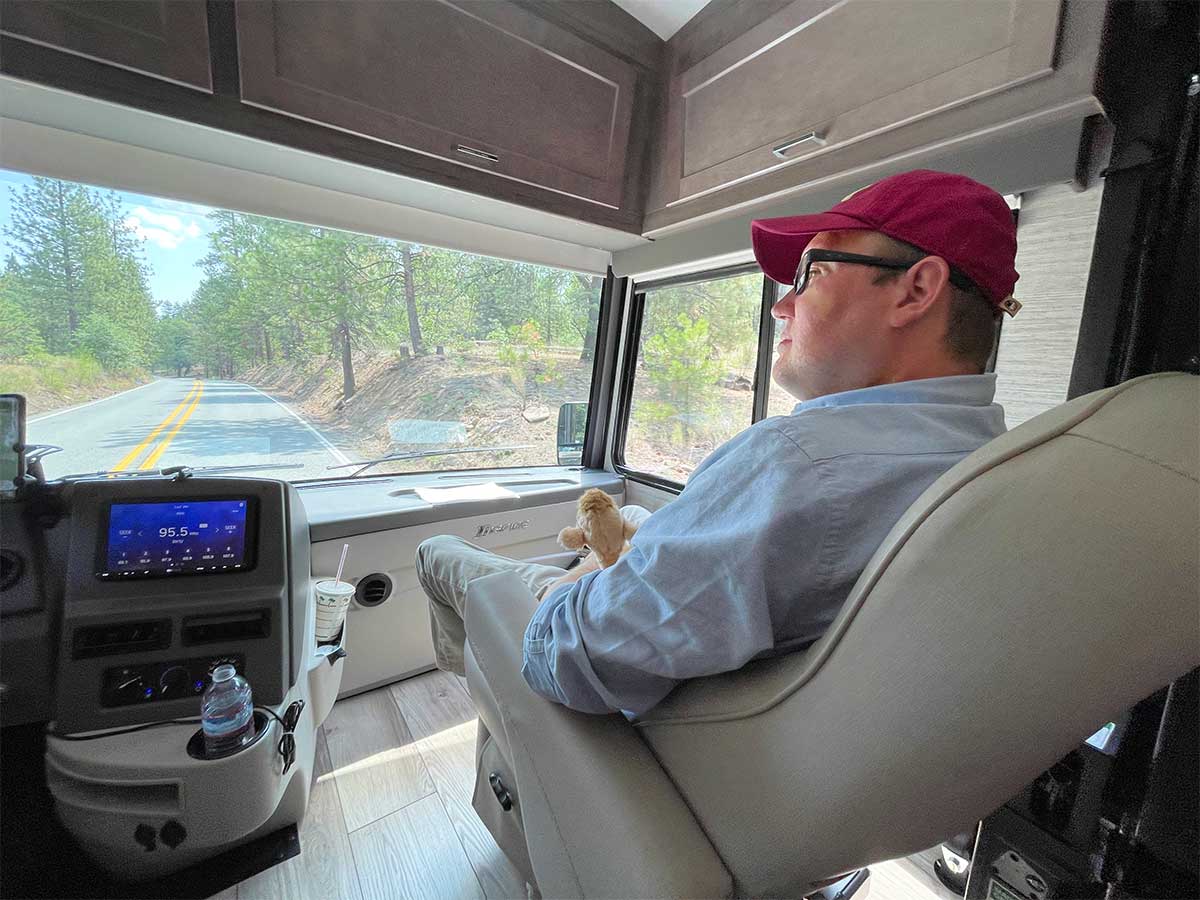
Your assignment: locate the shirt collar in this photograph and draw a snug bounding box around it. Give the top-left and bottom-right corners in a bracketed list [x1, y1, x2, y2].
[792, 373, 997, 415]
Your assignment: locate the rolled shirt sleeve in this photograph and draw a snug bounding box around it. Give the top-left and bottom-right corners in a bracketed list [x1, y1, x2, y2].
[521, 423, 831, 716]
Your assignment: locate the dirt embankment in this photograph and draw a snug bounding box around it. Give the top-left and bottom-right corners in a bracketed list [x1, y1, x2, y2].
[243, 346, 595, 472]
[1, 357, 151, 417]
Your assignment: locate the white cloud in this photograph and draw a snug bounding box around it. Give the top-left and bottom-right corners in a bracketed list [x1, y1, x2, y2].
[132, 205, 184, 233]
[122, 204, 207, 250]
[123, 215, 183, 250]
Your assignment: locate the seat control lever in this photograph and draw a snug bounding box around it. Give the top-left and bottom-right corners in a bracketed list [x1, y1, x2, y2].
[488, 772, 513, 811]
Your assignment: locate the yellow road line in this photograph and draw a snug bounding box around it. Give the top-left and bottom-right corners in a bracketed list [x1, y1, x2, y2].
[111, 380, 200, 472]
[140, 382, 205, 470]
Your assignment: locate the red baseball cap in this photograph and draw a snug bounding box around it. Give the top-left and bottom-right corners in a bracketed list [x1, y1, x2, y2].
[751, 169, 1022, 316]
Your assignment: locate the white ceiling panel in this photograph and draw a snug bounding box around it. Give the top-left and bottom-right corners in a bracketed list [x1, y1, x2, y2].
[610, 0, 709, 40]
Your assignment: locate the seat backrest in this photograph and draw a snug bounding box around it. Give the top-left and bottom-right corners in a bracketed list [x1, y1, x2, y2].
[634, 372, 1200, 898]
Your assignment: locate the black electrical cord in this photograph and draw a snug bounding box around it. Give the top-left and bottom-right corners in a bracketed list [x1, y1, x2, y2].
[46, 702, 303, 743]
[47, 716, 202, 741]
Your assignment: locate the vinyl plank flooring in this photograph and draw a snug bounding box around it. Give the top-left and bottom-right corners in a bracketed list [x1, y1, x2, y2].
[350, 793, 486, 900]
[239, 728, 364, 900]
[898, 852, 962, 900]
[417, 720, 529, 900]
[870, 854, 961, 900]
[324, 690, 436, 832]
[390, 669, 477, 742]
[394, 671, 527, 898]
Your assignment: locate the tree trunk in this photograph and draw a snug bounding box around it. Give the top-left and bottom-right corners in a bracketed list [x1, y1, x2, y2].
[53, 183, 82, 343]
[264, 330, 273, 364]
[340, 321, 356, 399]
[580, 292, 600, 362]
[400, 245, 425, 355]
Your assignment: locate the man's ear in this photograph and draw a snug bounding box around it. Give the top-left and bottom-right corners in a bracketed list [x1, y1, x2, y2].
[890, 255, 951, 329]
[558, 526, 586, 550]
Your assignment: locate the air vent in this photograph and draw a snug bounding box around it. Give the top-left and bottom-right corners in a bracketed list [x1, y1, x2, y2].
[182, 610, 270, 646]
[355, 574, 392, 608]
[73, 620, 171, 659]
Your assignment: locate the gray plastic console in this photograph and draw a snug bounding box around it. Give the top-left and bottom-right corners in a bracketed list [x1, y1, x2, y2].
[52, 476, 310, 734]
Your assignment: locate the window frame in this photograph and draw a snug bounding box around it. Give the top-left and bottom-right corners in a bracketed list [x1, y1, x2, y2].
[580, 268, 627, 471]
[612, 263, 775, 493]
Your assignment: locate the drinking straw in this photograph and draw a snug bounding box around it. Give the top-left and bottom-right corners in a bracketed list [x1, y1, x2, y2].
[334, 543, 349, 586]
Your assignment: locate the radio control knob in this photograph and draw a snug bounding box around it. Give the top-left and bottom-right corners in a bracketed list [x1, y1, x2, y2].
[112, 670, 152, 703]
[158, 666, 189, 699]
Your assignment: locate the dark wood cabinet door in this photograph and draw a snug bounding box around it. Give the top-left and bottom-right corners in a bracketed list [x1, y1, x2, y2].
[0, 0, 212, 91]
[657, 0, 1062, 206]
[235, 0, 639, 209]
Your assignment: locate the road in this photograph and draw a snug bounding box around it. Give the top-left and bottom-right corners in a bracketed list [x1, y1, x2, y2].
[27, 378, 352, 481]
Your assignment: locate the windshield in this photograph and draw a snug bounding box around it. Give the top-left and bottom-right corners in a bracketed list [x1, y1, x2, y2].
[1, 170, 602, 481]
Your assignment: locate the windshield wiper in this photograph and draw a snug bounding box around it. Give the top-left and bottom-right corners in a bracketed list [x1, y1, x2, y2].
[61, 462, 305, 481]
[160, 463, 306, 480]
[327, 445, 535, 478]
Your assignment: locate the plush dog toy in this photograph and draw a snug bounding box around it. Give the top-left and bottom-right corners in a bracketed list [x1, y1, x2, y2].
[558, 488, 640, 568]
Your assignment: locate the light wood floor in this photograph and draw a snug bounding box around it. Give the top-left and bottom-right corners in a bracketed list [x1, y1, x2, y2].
[209, 670, 962, 900]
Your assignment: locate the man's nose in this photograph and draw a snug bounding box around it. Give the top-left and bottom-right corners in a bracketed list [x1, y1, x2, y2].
[771, 289, 797, 320]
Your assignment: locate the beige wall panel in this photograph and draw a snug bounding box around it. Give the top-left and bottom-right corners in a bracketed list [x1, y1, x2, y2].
[995, 181, 1105, 427]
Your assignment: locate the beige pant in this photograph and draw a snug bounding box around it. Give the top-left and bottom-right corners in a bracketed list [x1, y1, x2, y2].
[416, 505, 652, 676]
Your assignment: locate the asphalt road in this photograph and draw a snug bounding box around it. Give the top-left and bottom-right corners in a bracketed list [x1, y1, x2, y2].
[27, 378, 352, 481]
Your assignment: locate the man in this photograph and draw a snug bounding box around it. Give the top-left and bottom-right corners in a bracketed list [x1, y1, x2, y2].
[417, 169, 1021, 717]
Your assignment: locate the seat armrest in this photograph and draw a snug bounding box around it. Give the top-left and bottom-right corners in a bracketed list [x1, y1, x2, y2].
[465, 571, 733, 900]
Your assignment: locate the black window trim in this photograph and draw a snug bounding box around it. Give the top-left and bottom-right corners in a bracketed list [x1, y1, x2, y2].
[581, 267, 626, 470]
[613, 263, 773, 494]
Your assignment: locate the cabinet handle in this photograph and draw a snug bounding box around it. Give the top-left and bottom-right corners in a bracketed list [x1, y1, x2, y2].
[456, 145, 500, 163]
[772, 132, 827, 159]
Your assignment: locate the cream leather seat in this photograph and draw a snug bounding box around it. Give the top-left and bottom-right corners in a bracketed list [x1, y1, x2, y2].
[463, 372, 1200, 899]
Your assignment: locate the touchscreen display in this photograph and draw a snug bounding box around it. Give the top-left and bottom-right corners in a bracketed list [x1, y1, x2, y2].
[102, 499, 251, 578]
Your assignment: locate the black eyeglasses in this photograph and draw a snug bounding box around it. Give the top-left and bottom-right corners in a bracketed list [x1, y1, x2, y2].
[792, 249, 978, 297]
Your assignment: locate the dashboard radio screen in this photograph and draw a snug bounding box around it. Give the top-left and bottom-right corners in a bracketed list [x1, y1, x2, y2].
[101, 500, 253, 578]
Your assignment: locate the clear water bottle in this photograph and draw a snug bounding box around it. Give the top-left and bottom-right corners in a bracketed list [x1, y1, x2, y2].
[201, 664, 254, 756]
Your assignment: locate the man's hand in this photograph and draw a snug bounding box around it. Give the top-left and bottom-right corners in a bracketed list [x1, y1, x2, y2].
[541, 552, 602, 599]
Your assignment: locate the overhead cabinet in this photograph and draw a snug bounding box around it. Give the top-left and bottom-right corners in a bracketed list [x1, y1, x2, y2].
[652, 0, 1066, 211]
[235, 0, 640, 210]
[0, 0, 212, 91]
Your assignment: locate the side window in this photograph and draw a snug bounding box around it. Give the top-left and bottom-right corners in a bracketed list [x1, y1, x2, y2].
[618, 269, 766, 484]
[763, 281, 800, 419]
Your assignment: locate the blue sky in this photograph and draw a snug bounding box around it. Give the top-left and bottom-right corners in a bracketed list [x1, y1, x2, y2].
[0, 168, 214, 310]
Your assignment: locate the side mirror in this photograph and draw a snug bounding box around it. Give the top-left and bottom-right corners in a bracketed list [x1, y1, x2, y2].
[556, 401, 588, 466]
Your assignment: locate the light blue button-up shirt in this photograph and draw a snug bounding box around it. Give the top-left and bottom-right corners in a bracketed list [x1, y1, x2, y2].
[522, 374, 1007, 716]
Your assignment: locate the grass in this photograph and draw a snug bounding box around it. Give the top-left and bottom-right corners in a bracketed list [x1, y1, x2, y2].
[0, 353, 149, 415]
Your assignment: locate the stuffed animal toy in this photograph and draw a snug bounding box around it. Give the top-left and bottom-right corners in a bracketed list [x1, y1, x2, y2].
[558, 488, 640, 568]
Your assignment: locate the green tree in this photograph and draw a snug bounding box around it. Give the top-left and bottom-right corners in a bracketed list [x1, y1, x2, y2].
[0, 262, 45, 360]
[639, 314, 722, 444]
[154, 303, 195, 377]
[2, 177, 156, 369]
[491, 320, 549, 410]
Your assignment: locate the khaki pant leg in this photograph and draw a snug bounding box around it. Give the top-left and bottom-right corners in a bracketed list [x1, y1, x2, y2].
[416, 535, 563, 676]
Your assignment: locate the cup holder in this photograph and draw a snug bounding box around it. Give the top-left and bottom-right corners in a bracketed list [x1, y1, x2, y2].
[186, 710, 271, 761]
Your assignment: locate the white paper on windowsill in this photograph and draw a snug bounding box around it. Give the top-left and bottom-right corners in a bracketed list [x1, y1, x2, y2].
[414, 482, 519, 504]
